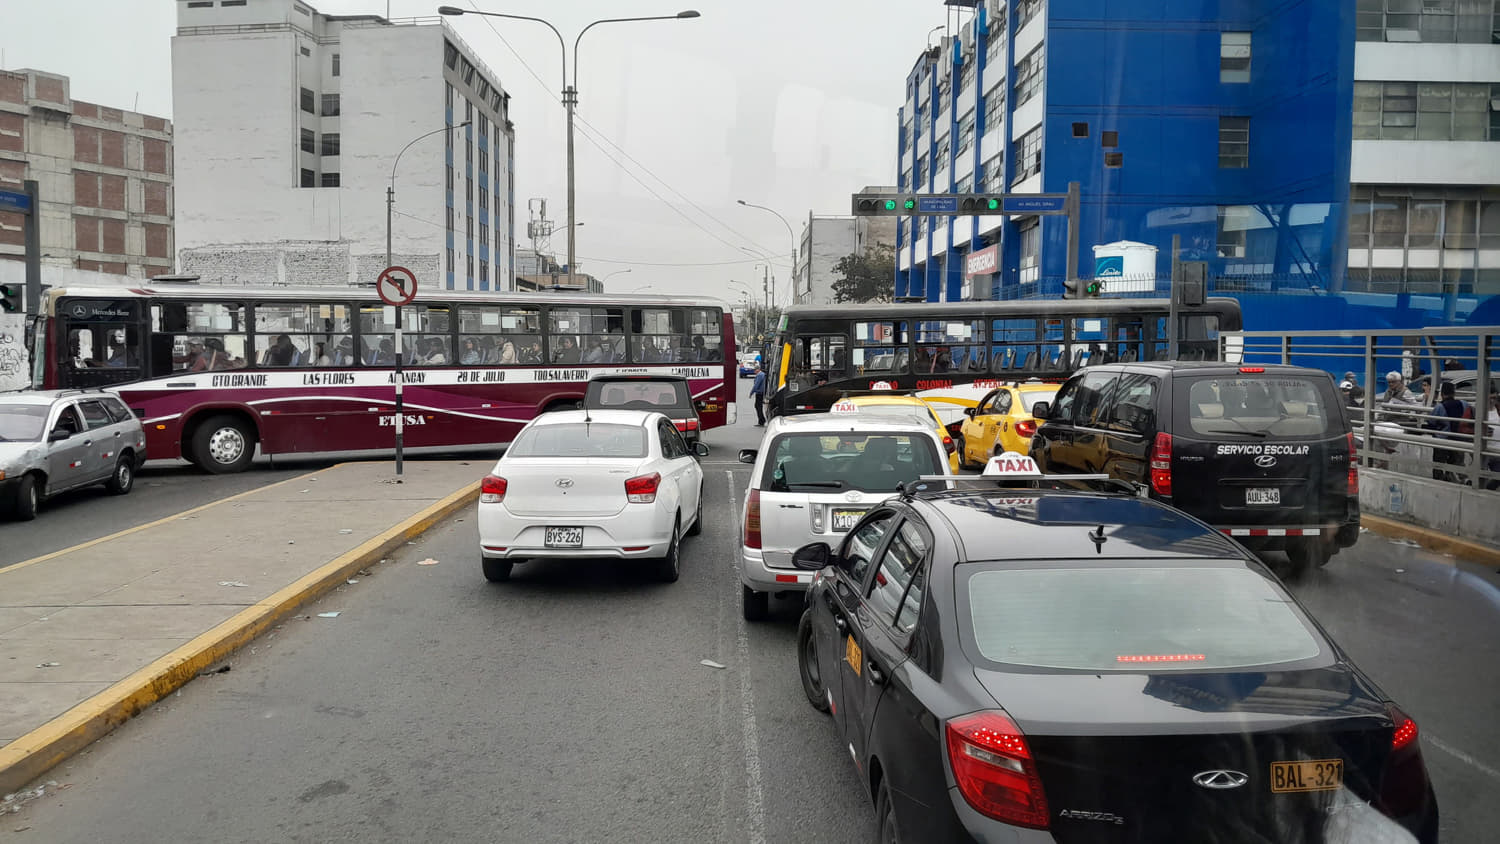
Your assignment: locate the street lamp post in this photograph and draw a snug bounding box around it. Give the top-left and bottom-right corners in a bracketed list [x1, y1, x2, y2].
[387, 120, 468, 477]
[438, 6, 699, 283]
[601, 268, 632, 288]
[737, 199, 798, 304]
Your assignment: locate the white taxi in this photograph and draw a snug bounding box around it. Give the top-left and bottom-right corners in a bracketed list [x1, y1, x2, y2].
[735, 400, 949, 620]
[478, 409, 708, 584]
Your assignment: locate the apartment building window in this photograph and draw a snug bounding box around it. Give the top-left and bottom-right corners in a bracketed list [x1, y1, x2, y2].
[332, 53, 340, 76]
[900, 167, 912, 191]
[321, 173, 340, 187]
[480, 260, 489, 284]
[1353, 81, 1500, 141]
[987, 28, 1005, 62]
[1013, 46, 1044, 107]
[1011, 127, 1041, 184]
[446, 164, 454, 192]
[321, 94, 340, 117]
[979, 154, 1002, 191]
[916, 158, 928, 188]
[187, 1, 212, 6]
[983, 89, 1005, 133]
[461, 59, 476, 87]
[1218, 117, 1249, 168]
[935, 135, 951, 165]
[899, 122, 909, 153]
[221, 0, 247, 6]
[300, 168, 315, 188]
[445, 40, 459, 70]
[447, 206, 454, 231]
[1018, 221, 1040, 284]
[299, 45, 311, 57]
[956, 174, 973, 195]
[1220, 32, 1251, 83]
[465, 99, 473, 123]
[957, 110, 975, 156]
[1356, 0, 1500, 44]
[467, 176, 473, 202]
[447, 247, 455, 274]
[1017, 0, 1044, 28]
[321, 133, 340, 156]
[478, 113, 488, 140]
[300, 88, 315, 114]
[959, 57, 976, 93]
[1346, 185, 1500, 291]
[300, 128, 315, 154]
[1215, 206, 1263, 258]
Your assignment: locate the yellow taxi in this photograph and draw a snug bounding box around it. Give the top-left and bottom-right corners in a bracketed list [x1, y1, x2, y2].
[957, 383, 1059, 470]
[844, 393, 960, 473]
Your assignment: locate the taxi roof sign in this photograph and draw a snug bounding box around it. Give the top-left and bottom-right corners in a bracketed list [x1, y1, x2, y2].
[831, 399, 860, 413]
[982, 452, 1042, 478]
[870, 380, 895, 391]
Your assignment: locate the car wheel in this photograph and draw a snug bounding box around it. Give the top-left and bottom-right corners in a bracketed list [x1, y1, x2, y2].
[11, 473, 39, 521]
[686, 486, 704, 536]
[876, 778, 903, 844]
[191, 415, 255, 474]
[741, 585, 769, 622]
[797, 610, 830, 713]
[482, 558, 513, 582]
[104, 456, 135, 495]
[655, 518, 681, 583]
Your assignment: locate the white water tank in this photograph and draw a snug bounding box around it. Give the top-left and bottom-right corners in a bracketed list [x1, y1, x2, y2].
[1091, 241, 1158, 293]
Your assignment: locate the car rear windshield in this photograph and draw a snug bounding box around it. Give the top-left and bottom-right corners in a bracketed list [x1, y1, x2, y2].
[508, 423, 646, 458]
[0, 404, 49, 441]
[762, 431, 941, 493]
[588, 380, 690, 409]
[962, 564, 1326, 672]
[1178, 376, 1334, 438]
[1018, 389, 1057, 412]
[851, 404, 937, 426]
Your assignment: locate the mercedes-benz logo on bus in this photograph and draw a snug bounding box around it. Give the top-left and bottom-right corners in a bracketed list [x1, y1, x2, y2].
[555, 478, 574, 488]
[1254, 455, 1277, 468]
[71, 304, 89, 318]
[1193, 770, 1249, 789]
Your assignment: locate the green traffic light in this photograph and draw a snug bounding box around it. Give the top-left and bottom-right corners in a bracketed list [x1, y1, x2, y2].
[883, 199, 896, 211]
[903, 199, 916, 210]
[986, 198, 1000, 210]
[1086, 281, 1102, 295]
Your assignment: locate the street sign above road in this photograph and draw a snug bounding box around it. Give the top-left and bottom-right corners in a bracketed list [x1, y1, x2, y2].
[1001, 195, 1068, 214]
[851, 191, 1073, 217]
[916, 196, 959, 214]
[0, 189, 33, 215]
[376, 266, 418, 307]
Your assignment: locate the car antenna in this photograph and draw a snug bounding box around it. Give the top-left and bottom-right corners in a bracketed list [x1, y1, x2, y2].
[1089, 524, 1108, 553]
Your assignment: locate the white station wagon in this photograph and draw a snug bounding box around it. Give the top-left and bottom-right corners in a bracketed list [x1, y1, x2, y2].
[478, 409, 707, 583]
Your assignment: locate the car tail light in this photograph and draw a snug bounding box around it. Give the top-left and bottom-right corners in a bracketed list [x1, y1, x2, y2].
[745, 488, 762, 549]
[1379, 704, 1431, 820]
[1239, 367, 1265, 373]
[673, 418, 700, 432]
[1150, 432, 1172, 496]
[943, 434, 955, 454]
[480, 475, 507, 503]
[625, 472, 661, 504]
[1014, 419, 1037, 439]
[1346, 432, 1359, 496]
[946, 711, 1050, 830]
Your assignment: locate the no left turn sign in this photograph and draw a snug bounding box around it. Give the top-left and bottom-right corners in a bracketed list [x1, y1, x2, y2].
[377, 266, 418, 307]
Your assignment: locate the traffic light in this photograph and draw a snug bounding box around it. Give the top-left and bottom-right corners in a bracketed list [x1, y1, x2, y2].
[0, 282, 20, 313]
[958, 195, 1005, 214]
[852, 194, 917, 216]
[1062, 278, 1103, 299]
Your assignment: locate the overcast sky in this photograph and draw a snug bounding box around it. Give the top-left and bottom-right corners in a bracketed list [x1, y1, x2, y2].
[2, 0, 962, 302]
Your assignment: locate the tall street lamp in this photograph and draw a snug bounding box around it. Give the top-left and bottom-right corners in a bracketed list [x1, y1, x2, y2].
[438, 6, 700, 284]
[387, 120, 468, 477]
[602, 268, 632, 288]
[737, 199, 799, 304]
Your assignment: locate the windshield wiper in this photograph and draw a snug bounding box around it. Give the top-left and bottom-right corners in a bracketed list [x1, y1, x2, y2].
[1200, 418, 1270, 437]
[788, 481, 845, 489]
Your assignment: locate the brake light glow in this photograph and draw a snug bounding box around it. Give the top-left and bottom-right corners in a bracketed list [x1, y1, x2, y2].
[625, 472, 661, 504]
[1346, 432, 1359, 496]
[1116, 653, 1206, 663]
[1391, 710, 1418, 751]
[1239, 367, 1265, 373]
[946, 711, 1050, 830]
[943, 434, 956, 454]
[1379, 703, 1430, 820]
[673, 418, 700, 432]
[1150, 432, 1173, 496]
[1014, 419, 1037, 439]
[745, 489, 762, 549]
[479, 475, 507, 503]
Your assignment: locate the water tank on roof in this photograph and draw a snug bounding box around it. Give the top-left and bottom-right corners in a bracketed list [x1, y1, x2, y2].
[1092, 241, 1157, 294]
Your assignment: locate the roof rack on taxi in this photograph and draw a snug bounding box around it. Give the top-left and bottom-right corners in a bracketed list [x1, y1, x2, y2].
[897, 452, 1142, 500]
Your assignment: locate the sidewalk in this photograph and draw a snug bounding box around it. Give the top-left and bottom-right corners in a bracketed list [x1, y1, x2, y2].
[0, 459, 484, 794]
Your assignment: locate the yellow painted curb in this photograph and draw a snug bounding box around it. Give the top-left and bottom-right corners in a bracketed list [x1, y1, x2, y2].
[0, 477, 479, 795]
[1361, 514, 1500, 569]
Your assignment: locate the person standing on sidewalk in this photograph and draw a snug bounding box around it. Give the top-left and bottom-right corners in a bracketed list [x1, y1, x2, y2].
[750, 368, 767, 426]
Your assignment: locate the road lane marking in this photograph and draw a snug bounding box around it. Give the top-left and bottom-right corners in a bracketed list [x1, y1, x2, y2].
[1427, 733, 1500, 783]
[726, 469, 767, 844]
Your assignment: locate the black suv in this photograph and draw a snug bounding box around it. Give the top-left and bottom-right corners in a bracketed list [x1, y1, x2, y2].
[1029, 362, 1359, 571]
[583, 375, 702, 447]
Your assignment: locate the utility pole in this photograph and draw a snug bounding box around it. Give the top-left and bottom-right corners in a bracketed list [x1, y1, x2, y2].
[763, 264, 770, 310]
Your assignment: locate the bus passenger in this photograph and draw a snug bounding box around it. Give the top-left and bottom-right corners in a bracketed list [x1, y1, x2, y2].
[312, 342, 332, 367]
[268, 334, 297, 367]
[498, 340, 518, 364]
[554, 336, 582, 364]
[583, 336, 612, 364]
[460, 338, 483, 365]
[524, 341, 544, 364]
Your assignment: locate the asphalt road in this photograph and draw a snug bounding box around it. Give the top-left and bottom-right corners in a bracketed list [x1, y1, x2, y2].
[7, 376, 1499, 843]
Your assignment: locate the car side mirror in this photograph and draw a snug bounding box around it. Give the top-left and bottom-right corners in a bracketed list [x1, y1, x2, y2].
[963, 407, 977, 417]
[692, 441, 711, 457]
[792, 542, 832, 571]
[737, 448, 757, 464]
[49, 428, 71, 442]
[1031, 401, 1051, 420]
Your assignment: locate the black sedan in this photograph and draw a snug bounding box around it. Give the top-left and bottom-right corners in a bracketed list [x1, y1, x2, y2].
[790, 483, 1438, 843]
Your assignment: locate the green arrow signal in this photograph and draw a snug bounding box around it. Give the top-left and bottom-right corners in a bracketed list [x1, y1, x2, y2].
[883, 199, 896, 211]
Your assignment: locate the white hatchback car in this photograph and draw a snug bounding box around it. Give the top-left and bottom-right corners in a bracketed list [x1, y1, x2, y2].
[478, 409, 708, 583]
[736, 407, 948, 620]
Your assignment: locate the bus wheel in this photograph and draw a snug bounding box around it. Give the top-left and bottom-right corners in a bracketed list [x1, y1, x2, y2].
[192, 415, 256, 474]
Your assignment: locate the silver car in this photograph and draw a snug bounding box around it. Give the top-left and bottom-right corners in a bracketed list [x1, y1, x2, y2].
[0, 390, 147, 521]
[735, 409, 948, 621]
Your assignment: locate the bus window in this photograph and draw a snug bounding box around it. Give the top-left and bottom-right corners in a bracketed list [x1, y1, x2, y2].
[359, 305, 397, 365]
[989, 318, 1039, 373]
[686, 307, 723, 363]
[851, 321, 909, 375]
[632, 307, 684, 363]
[58, 299, 144, 386]
[790, 334, 845, 387]
[459, 305, 541, 364]
[914, 320, 984, 374]
[407, 304, 452, 366]
[255, 303, 352, 367]
[552, 306, 623, 364]
[153, 301, 249, 373]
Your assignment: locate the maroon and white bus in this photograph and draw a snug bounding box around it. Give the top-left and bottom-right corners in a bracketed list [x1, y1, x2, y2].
[32, 283, 736, 472]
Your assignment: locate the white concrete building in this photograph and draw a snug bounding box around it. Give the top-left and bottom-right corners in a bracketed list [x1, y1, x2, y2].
[794, 206, 897, 306]
[1348, 8, 1500, 294]
[172, 0, 515, 291]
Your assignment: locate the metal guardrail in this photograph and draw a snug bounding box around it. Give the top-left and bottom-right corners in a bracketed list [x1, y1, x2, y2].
[1222, 326, 1499, 491]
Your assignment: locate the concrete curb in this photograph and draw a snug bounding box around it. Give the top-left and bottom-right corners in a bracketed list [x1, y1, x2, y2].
[1361, 514, 1500, 569]
[0, 475, 478, 796]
